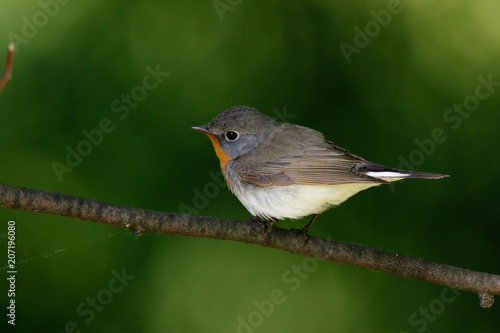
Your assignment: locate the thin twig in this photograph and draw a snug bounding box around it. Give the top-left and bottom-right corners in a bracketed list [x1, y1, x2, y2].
[0, 43, 15, 93]
[0, 182, 498, 308]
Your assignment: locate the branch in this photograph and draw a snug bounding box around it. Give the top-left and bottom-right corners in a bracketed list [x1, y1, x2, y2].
[0, 182, 498, 307]
[0, 43, 15, 93]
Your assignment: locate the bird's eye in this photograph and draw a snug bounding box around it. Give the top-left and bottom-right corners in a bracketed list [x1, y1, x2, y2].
[225, 131, 239, 141]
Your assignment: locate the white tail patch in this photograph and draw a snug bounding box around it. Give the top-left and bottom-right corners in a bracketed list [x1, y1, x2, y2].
[365, 171, 410, 178]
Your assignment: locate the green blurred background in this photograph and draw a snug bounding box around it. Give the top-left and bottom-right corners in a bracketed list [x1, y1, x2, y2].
[1, 0, 499, 332]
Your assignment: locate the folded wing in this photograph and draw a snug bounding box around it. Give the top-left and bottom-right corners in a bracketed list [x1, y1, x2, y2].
[234, 124, 386, 187]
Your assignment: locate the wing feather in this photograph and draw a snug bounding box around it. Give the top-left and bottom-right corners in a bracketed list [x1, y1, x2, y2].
[233, 124, 385, 187]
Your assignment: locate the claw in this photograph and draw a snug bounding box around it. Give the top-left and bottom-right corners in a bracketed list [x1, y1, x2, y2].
[291, 213, 320, 247]
[246, 216, 276, 234]
[291, 227, 310, 247]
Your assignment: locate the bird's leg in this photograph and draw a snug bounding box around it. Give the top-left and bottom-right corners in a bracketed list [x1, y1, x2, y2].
[246, 216, 262, 223]
[302, 213, 319, 234]
[292, 213, 320, 246]
[265, 218, 278, 231]
[246, 216, 277, 234]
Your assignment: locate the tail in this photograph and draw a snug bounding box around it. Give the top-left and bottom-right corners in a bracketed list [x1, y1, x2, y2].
[357, 161, 449, 181]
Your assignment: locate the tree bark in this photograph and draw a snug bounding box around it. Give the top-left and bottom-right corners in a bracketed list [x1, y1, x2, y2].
[0, 182, 498, 308]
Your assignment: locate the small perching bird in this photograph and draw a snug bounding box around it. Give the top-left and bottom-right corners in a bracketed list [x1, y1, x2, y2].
[193, 106, 448, 237]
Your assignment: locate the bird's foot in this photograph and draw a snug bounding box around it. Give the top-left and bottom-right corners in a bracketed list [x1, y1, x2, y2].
[291, 227, 310, 247]
[246, 216, 276, 234]
[291, 214, 319, 247]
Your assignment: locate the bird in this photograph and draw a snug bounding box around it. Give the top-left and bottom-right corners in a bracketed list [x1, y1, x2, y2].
[192, 106, 448, 238]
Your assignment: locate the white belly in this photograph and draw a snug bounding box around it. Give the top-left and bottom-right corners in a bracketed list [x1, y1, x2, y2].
[231, 180, 381, 220]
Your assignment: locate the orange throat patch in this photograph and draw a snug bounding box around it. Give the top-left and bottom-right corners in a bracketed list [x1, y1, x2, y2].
[205, 133, 232, 190]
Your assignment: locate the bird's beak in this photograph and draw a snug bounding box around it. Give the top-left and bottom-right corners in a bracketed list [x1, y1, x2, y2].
[191, 125, 211, 134]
